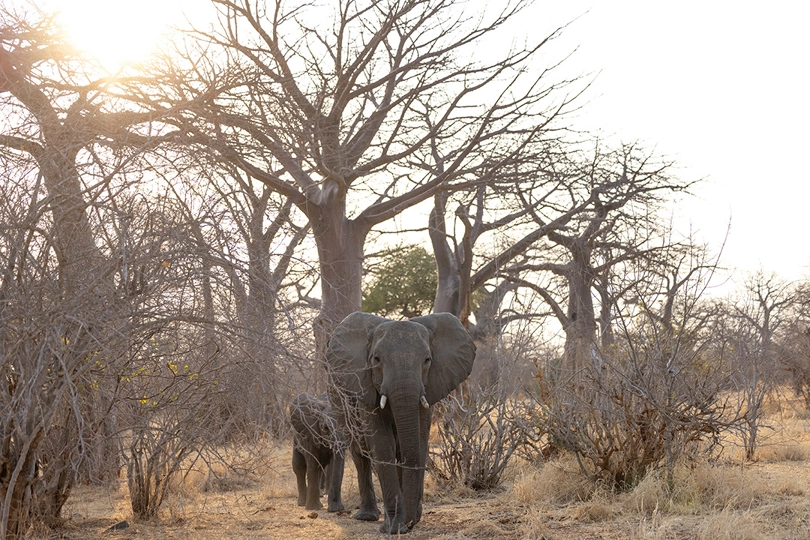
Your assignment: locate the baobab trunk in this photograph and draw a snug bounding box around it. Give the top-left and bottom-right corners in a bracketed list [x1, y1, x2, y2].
[563, 259, 598, 381]
[310, 200, 367, 358]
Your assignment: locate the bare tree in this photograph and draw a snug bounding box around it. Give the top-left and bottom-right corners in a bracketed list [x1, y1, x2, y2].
[722, 270, 796, 460]
[536, 231, 732, 490]
[134, 0, 579, 353]
[428, 140, 590, 325]
[0, 9, 130, 534]
[781, 282, 810, 406]
[163, 164, 317, 435]
[506, 142, 693, 376]
[0, 7, 255, 533]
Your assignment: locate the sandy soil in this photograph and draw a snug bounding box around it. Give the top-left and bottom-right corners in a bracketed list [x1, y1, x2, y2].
[51, 455, 810, 540]
[46, 405, 810, 540]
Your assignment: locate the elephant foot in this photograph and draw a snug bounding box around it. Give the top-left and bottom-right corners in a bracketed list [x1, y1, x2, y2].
[327, 501, 345, 512]
[380, 519, 409, 535]
[305, 501, 324, 511]
[354, 506, 380, 521]
[297, 498, 306, 507]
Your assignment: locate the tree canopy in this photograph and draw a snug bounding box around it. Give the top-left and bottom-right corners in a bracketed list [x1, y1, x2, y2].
[363, 244, 437, 318]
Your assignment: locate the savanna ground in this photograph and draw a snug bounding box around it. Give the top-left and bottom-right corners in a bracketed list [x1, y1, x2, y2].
[48, 396, 810, 540]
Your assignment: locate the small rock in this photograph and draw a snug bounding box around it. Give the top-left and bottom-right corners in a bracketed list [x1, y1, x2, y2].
[307, 512, 318, 519]
[105, 520, 129, 532]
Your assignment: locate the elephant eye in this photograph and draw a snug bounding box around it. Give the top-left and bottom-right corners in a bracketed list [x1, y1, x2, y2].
[425, 357, 431, 365]
[372, 355, 380, 364]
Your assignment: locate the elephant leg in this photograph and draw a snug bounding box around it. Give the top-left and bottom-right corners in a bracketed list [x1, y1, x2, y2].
[372, 428, 407, 534]
[351, 444, 380, 521]
[321, 462, 329, 495]
[304, 453, 324, 510]
[376, 460, 407, 534]
[414, 405, 432, 525]
[326, 450, 345, 512]
[292, 447, 307, 507]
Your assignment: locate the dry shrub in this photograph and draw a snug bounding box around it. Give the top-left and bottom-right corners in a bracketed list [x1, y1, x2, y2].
[431, 390, 540, 490]
[538, 335, 733, 492]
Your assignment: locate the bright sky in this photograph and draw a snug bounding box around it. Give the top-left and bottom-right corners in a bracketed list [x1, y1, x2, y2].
[48, 0, 194, 69]
[50, 0, 810, 285]
[538, 1, 810, 286]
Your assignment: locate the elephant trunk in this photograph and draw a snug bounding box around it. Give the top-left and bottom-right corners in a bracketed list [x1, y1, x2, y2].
[389, 386, 425, 529]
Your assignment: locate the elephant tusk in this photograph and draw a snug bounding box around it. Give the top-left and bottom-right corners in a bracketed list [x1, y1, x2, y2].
[380, 395, 387, 409]
[420, 395, 430, 409]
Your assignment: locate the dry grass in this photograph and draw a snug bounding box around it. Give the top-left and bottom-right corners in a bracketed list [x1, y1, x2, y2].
[512, 453, 602, 506]
[48, 394, 810, 539]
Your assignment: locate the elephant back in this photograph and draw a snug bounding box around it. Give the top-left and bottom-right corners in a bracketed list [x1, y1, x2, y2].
[290, 393, 328, 440]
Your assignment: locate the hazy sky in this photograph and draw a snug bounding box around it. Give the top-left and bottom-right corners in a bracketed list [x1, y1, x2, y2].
[53, 0, 810, 284]
[539, 1, 810, 285]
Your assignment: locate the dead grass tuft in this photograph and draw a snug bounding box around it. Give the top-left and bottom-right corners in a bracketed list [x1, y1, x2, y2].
[518, 511, 556, 540]
[775, 476, 804, 497]
[694, 510, 764, 540]
[694, 464, 763, 510]
[757, 441, 808, 462]
[572, 500, 614, 522]
[623, 470, 670, 516]
[512, 454, 598, 505]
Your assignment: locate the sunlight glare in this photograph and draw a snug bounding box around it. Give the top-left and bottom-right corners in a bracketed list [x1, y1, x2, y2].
[54, 0, 187, 71]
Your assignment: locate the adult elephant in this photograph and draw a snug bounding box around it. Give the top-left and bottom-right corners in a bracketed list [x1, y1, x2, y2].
[289, 393, 345, 512]
[326, 312, 476, 534]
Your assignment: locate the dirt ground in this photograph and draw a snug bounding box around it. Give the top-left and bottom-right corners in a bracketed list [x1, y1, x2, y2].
[50, 405, 810, 540]
[52, 457, 810, 540]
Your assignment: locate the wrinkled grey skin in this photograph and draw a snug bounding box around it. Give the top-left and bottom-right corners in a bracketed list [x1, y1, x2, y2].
[290, 393, 345, 512]
[326, 312, 476, 534]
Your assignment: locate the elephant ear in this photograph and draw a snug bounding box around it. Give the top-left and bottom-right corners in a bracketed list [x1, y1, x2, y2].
[326, 311, 387, 408]
[410, 313, 476, 405]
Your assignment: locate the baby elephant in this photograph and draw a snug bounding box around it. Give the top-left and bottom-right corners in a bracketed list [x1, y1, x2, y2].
[289, 393, 345, 511]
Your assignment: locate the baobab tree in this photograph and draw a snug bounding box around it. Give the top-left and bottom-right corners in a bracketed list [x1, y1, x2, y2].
[428, 140, 590, 326]
[504, 142, 694, 374]
[138, 0, 579, 351]
[0, 10, 148, 534]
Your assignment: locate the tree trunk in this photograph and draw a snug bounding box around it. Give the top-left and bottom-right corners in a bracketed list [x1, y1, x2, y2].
[597, 273, 616, 351]
[310, 198, 367, 358]
[563, 251, 597, 378]
[429, 194, 460, 315]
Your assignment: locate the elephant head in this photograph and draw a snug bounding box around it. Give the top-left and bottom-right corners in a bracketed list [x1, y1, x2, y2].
[326, 311, 475, 532]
